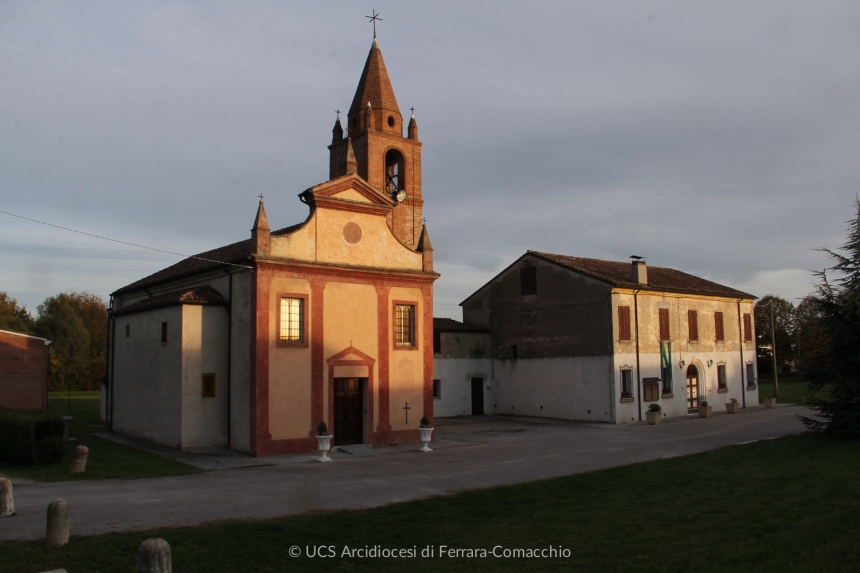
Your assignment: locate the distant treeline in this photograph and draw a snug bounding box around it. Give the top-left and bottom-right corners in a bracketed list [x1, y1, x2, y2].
[1, 291, 107, 391]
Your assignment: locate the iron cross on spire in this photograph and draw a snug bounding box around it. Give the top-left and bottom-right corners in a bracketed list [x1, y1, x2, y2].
[258, 194, 264, 202]
[336, 109, 341, 120]
[366, 9, 382, 38]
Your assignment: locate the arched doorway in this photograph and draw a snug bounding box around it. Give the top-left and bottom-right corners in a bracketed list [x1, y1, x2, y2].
[686, 365, 699, 411]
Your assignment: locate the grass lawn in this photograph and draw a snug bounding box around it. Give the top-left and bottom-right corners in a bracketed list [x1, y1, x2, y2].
[757, 375, 828, 405]
[0, 394, 200, 482]
[2, 432, 859, 572]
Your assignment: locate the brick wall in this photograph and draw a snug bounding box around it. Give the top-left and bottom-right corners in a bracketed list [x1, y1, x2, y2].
[0, 330, 50, 410]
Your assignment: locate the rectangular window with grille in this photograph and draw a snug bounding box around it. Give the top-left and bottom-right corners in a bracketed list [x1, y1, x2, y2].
[743, 313, 753, 341]
[746, 363, 757, 388]
[717, 364, 727, 390]
[688, 310, 698, 341]
[659, 308, 670, 340]
[714, 311, 724, 341]
[621, 369, 633, 397]
[395, 304, 415, 347]
[279, 297, 305, 343]
[433, 379, 441, 399]
[618, 306, 631, 341]
[520, 266, 537, 296]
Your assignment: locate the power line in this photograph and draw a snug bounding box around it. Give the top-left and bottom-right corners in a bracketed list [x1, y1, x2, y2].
[0, 209, 253, 270]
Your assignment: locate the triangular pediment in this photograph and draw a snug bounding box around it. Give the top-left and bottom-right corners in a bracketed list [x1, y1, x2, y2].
[310, 174, 395, 206]
[326, 345, 377, 366]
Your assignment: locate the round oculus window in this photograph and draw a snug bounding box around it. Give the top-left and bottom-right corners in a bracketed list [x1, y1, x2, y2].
[343, 222, 362, 245]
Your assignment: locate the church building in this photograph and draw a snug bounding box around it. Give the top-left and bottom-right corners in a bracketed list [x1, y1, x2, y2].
[107, 37, 438, 456]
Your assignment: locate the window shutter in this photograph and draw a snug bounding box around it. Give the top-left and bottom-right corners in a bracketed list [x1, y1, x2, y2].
[688, 310, 698, 341]
[714, 312, 724, 341]
[659, 308, 670, 340]
[618, 306, 631, 341]
[743, 313, 752, 341]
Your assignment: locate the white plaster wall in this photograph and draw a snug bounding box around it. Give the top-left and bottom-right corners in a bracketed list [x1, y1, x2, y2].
[180, 305, 229, 449]
[614, 351, 760, 423]
[491, 357, 614, 422]
[112, 306, 183, 447]
[433, 358, 491, 417]
[229, 271, 253, 454]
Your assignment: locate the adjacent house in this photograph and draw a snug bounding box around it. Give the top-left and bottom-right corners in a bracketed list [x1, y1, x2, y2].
[434, 251, 758, 423]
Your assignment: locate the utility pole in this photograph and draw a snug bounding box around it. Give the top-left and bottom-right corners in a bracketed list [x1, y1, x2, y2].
[770, 302, 779, 398]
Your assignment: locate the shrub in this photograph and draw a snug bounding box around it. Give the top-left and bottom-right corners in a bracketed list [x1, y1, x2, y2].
[316, 421, 328, 436]
[0, 409, 65, 465]
[647, 403, 662, 413]
[419, 416, 430, 428]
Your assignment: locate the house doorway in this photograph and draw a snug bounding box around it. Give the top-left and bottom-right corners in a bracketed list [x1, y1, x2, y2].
[686, 365, 699, 412]
[470, 377, 484, 415]
[334, 378, 363, 445]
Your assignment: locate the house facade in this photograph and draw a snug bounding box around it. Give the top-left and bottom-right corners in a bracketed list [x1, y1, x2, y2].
[434, 251, 758, 423]
[107, 38, 438, 455]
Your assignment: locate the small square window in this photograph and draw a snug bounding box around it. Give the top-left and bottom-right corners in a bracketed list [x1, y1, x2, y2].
[433, 330, 441, 354]
[433, 379, 441, 399]
[161, 322, 168, 344]
[520, 266, 537, 296]
[125, 324, 130, 338]
[201, 373, 216, 398]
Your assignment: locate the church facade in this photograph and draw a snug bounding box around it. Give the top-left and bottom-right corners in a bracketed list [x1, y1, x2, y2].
[107, 38, 438, 456]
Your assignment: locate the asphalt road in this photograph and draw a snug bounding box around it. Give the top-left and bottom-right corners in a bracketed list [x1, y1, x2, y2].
[1, 405, 810, 542]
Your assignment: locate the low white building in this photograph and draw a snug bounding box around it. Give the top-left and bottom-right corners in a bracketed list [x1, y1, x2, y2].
[433, 251, 759, 423]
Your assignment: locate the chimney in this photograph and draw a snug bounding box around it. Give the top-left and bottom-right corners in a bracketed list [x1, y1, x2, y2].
[632, 260, 648, 285]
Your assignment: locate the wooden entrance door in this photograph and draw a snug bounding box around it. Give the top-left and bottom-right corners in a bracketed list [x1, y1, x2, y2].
[334, 378, 363, 445]
[686, 365, 699, 411]
[471, 378, 484, 416]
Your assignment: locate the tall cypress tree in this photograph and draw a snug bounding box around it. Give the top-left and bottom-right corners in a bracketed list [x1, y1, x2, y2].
[800, 200, 860, 437]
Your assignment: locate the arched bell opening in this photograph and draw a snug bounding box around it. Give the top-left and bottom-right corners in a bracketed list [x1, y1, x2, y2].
[384, 149, 405, 200]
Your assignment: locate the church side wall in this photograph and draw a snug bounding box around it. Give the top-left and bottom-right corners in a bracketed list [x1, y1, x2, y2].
[387, 285, 427, 432]
[112, 307, 183, 448]
[180, 305, 229, 449]
[229, 271, 253, 453]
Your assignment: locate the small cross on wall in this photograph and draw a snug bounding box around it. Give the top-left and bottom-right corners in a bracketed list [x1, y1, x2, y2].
[402, 402, 411, 424]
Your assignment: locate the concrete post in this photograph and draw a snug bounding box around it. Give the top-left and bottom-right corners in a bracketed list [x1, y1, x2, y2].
[137, 538, 172, 573]
[0, 478, 13, 517]
[45, 499, 70, 547]
[70, 445, 89, 473]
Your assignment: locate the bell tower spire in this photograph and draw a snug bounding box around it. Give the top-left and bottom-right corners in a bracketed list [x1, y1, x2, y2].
[327, 36, 424, 248]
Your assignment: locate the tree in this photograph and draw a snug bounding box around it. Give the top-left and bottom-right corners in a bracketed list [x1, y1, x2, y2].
[754, 295, 796, 375]
[800, 199, 860, 437]
[34, 292, 108, 392]
[0, 292, 35, 334]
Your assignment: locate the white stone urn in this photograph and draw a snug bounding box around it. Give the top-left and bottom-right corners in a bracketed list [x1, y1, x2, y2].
[418, 427, 434, 452]
[316, 434, 333, 462]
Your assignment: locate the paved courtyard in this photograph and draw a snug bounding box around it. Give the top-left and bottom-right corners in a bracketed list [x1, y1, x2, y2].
[2, 405, 810, 542]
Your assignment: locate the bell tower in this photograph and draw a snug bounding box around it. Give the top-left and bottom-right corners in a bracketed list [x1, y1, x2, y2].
[328, 38, 423, 249]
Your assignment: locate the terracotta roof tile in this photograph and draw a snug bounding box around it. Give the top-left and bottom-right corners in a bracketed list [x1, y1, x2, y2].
[528, 251, 754, 299]
[113, 285, 226, 316]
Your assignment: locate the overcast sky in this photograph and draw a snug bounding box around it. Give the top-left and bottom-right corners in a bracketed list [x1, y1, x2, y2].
[2, 1, 859, 319]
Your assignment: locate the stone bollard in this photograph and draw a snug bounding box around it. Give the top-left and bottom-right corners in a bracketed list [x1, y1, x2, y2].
[70, 445, 89, 474]
[137, 538, 172, 573]
[45, 499, 70, 547]
[0, 478, 13, 517]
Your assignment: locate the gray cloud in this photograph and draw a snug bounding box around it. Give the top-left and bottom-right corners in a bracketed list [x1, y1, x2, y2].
[1, 1, 858, 318]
